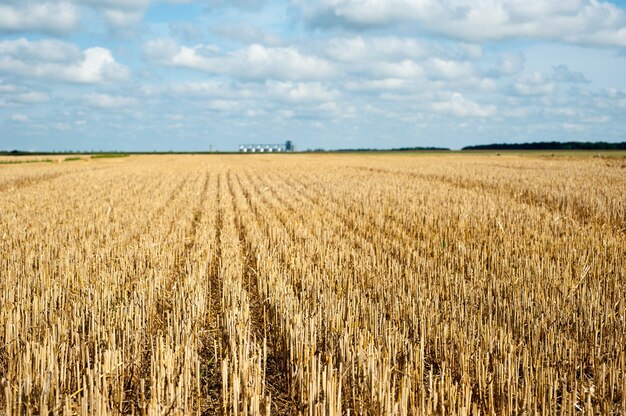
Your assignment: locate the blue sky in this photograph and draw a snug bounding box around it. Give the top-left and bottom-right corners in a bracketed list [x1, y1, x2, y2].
[1, 0, 626, 151]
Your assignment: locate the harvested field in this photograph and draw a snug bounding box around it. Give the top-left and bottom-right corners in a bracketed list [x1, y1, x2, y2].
[1, 153, 624, 415]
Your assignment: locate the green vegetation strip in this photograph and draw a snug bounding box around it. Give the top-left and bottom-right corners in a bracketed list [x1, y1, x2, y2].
[0, 159, 54, 165]
[91, 154, 130, 159]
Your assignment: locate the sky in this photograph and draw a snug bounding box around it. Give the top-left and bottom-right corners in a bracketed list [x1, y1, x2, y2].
[1, 0, 626, 151]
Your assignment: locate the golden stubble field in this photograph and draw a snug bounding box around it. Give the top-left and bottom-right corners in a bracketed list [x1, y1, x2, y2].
[0, 153, 624, 415]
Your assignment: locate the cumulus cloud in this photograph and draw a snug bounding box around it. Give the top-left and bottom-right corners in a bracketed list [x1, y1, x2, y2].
[366, 60, 424, 79]
[497, 53, 525, 76]
[206, 100, 240, 111]
[0, 0, 151, 33]
[101, 8, 145, 27]
[266, 81, 339, 103]
[79, 0, 150, 28]
[345, 78, 408, 92]
[324, 36, 427, 63]
[145, 39, 335, 80]
[295, 0, 626, 47]
[0, 38, 129, 83]
[460, 43, 483, 59]
[2, 0, 623, 150]
[140, 80, 270, 107]
[513, 72, 555, 96]
[426, 58, 475, 80]
[0, 2, 79, 34]
[143, 79, 341, 107]
[142, 81, 242, 98]
[432, 92, 497, 117]
[0, 38, 82, 62]
[0, 82, 50, 107]
[321, 36, 487, 82]
[319, 36, 433, 79]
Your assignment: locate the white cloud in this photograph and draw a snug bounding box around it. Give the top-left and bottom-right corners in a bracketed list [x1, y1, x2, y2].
[145, 40, 335, 80]
[460, 43, 483, 59]
[0, 0, 151, 33]
[266, 81, 339, 103]
[432, 92, 497, 117]
[426, 58, 475, 80]
[563, 122, 585, 131]
[345, 78, 408, 92]
[321, 36, 484, 82]
[547, 107, 578, 117]
[143, 38, 183, 62]
[296, 0, 626, 47]
[2, 1, 624, 151]
[245, 109, 266, 117]
[79, 0, 150, 28]
[0, 38, 81, 62]
[102, 8, 145, 27]
[0, 81, 50, 107]
[323, 36, 428, 79]
[0, 2, 78, 34]
[475, 78, 498, 92]
[368, 60, 424, 79]
[0, 38, 129, 84]
[142, 80, 254, 99]
[142, 79, 341, 110]
[513, 72, 555, 96]
[497, 53, 525, 76]
[206, 100, 240, 111]
[69, 48, 129, 82]
[0, 83, 17, 93]
[11, 113, 29, 122]
[84, 93, 138, 108]
[581, 114, 611, 123]
[14, 91, 50, 104]
[325, 36, 427, 63]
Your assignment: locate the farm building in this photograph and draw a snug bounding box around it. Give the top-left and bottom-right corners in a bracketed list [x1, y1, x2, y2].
[239, 141, 294, 153]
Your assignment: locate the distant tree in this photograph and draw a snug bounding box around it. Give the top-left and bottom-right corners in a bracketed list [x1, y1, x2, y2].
[462, 141, 626, 151]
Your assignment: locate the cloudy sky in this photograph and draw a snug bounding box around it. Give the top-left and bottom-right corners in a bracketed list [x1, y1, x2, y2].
[1, 0, 626, 151]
